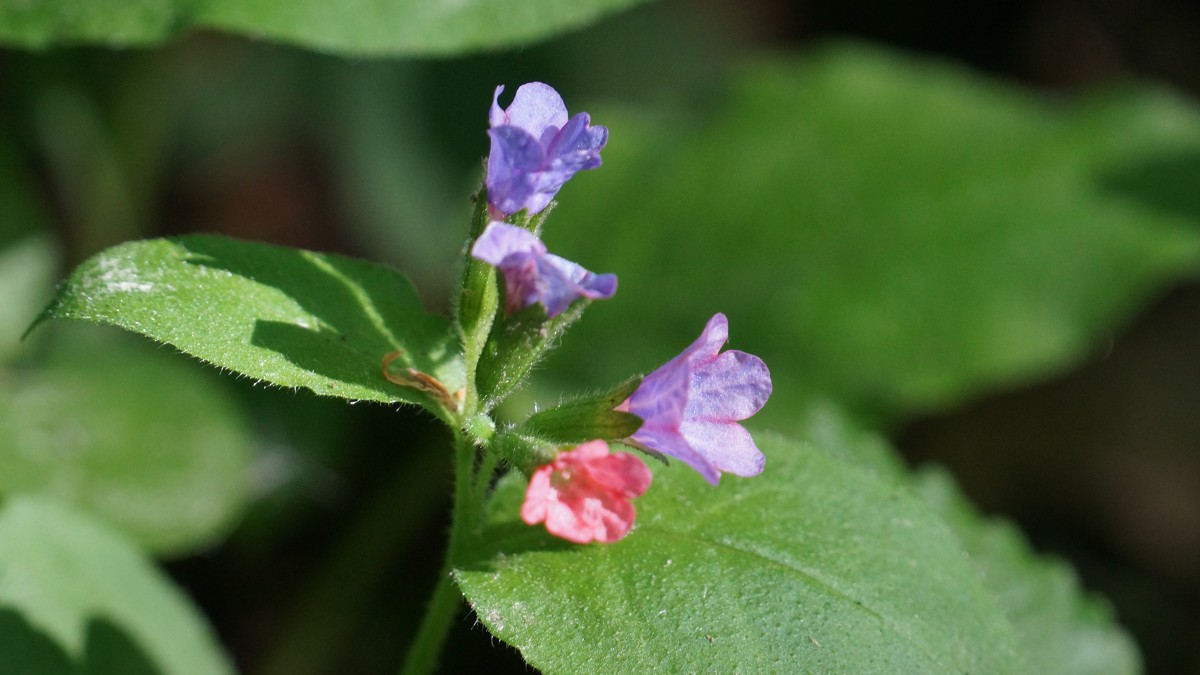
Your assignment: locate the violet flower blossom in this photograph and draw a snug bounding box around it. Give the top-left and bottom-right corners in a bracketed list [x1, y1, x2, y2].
[617, 313, 772, 485]
[487, 82, 608, 217]
[470, 221, 616, 318]
[521, 440, 652, 544]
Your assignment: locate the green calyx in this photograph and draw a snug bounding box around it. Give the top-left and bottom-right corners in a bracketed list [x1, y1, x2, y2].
[517, 377, 644, 445]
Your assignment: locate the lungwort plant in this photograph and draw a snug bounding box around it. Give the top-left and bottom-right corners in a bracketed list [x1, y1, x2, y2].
[21, 73, 1150, 673]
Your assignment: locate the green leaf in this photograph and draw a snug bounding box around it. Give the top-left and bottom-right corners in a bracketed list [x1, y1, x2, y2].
[913, 467, 1141, 675]
[456, 433, 1028, 673]
[0, 496, 233, 675]
[32, 235, 464, 420]
[544, 44, 1200, 426]
[0, 0, 651, 56]
[0, 325, 253, 556]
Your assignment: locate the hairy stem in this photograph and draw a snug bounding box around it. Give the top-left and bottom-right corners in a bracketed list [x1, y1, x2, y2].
[399, 428, 481, 675]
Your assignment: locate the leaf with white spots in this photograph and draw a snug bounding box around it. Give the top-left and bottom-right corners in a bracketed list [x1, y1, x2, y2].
[456, 433, 1030, 673]
[32, 236, 463, 418]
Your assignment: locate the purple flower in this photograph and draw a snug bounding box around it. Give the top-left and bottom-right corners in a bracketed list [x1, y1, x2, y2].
[470, 221, 616, 318]
[487, 82, 608, 217]
[617, 314, 772, 485]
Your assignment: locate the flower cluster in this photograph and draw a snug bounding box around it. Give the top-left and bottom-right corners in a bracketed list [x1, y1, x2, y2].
[472, 83, 772, 544]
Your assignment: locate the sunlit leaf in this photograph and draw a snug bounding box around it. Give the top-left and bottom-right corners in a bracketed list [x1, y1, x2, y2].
[32, 235, 464, 420]
[457, 433, 1027, 673]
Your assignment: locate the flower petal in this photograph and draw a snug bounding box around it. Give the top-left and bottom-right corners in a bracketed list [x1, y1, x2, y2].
[586, 451, 653, 498]
[546, 113, 608, 171]
[519, 465, 553, 525]
[685, 350, 772, 422]
[493, 82, 569, 141]
[538, 254, 617, 317]
[620, 313, 769, 484]
[661, 313, 729, 376]
[470, 220, 545, 264]
[486, 126, 549, 215]
[578, 495, 636, 543]
[626, 356, 690, 430]
[543, 499, 596, 544]
[632, 424, 721, 485]
[680, 419, 766, 478]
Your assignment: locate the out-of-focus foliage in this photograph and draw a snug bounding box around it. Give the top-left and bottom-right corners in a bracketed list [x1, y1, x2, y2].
[542, 45, 1200, 427]
[0, 131, 55, 364]
[915, 467, 1141, 674]
[0, 324, 254, 555]
[0, 497, 234, 675]
[0, 0, 652, 56]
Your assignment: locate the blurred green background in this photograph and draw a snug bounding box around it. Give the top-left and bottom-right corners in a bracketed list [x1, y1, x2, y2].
[3, 0, 1200, 672]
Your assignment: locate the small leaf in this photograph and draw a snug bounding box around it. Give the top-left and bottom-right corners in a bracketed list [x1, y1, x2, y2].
[0, 496, 233, 675]
[0, 324, 253, 556]
[457, 433, 1028, 672]
[32, 235, 464, 420]
[0, 0, 651, 56]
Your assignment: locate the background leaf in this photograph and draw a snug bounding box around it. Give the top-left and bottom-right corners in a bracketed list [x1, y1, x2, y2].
[0, 497, 233, 675]
[0, 235, 55, 364]
[0, 324, 254, 555]
[33, 235, 464, 417]
[541, 44, 1200, 428]
[913, 467, 1141, 674]
[457, 432, 1028, 673]
[0, 126, 55, 365]
[0, 0, 651, 56]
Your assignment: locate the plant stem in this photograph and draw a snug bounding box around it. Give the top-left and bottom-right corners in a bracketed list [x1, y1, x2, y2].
[473, 448, 500, 506]
[399, 428, 480, 675]
[398, 564, 466, 675]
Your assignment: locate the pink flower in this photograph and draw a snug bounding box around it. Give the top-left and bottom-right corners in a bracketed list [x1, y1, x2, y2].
[618, 313, 772, 485]
[520, 440, 652, 544]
